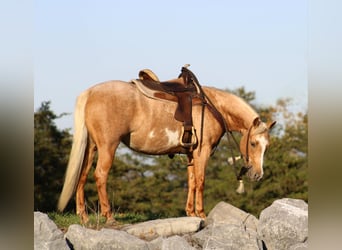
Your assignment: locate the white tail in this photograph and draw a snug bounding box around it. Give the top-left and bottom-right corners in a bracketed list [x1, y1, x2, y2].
[58, 91, 89, 211]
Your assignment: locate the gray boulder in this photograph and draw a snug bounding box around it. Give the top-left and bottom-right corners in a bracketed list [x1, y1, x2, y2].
[195, 224, 260, 250]
[65, 224, 149, 250]
[289, 242, 309, 250]
[149, 235, 196, 250]
[205, 201, 259, 233]
[258, 198, 308, 250]
[34, 211, 69, 250]
[192, 201, 260, 250]
[122, 217, 204, 241]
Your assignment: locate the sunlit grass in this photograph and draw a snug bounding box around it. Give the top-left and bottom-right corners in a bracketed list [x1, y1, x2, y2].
[48, 211, 149, 231]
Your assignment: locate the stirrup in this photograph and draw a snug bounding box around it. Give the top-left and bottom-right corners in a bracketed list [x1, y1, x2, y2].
[180, 126, 197, 148]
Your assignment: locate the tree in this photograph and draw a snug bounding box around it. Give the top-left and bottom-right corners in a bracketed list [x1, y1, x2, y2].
[34, 101, 72, 211]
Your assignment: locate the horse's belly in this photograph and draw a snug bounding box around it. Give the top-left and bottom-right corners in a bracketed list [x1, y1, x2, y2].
[123, 127, 182, 155]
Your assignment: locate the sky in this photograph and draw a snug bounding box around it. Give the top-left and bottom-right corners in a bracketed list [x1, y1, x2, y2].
[34, 0, 308, 130]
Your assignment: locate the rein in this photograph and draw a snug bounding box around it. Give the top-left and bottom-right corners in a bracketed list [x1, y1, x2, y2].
[245, 125, 253, 164]
[203, 93, 249, 194]
[180, 66, 247, 189]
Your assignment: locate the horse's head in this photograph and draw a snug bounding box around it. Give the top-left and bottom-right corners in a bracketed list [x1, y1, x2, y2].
[239, 117, 276, 181]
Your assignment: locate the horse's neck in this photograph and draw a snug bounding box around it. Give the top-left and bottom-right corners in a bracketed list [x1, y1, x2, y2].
[205, 87, 258, 132]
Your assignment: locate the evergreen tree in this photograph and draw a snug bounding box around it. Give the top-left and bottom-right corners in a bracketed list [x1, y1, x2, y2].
[34, 101, 72, 211]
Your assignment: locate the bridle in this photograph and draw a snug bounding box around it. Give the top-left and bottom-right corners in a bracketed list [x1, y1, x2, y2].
[239, 122, 269, 179]
[244, 125, 254, 164]
[223, 118, 269, 181]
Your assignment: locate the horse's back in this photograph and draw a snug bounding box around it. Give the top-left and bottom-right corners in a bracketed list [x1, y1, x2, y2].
[86, 80, 135, 97]
[83, 81, 140, 143]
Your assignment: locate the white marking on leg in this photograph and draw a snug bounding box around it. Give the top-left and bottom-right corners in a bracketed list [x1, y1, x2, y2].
[165, 128, 179, 147]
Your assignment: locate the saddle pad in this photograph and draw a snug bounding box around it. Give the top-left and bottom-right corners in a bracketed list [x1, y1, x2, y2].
[132, 79, 178, 103]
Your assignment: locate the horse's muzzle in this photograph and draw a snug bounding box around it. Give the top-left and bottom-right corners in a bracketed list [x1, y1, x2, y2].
[246, 167, 263, 182]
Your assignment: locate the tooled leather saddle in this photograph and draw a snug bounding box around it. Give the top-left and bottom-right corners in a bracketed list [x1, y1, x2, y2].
[132, 65, 205, 152]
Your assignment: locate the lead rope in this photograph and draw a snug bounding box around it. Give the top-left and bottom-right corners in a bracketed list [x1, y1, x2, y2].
[223, 117, 246, 194]
[235, 124, 254, 193]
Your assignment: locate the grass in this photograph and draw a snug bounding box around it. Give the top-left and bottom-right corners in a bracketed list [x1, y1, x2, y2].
[48, 211, 150, 232]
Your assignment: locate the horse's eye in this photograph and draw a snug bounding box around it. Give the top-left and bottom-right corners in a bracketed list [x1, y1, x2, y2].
[250, 141, 256, 147]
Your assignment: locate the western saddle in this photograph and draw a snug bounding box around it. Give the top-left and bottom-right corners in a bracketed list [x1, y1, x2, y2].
[132, 65, 205, 152]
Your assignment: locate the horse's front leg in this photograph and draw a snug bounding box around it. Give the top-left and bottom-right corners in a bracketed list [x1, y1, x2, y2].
[193, 148, 211, 218]
[185, 157, 196, 216]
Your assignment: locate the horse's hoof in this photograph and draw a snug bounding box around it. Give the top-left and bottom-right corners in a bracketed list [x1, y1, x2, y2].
[81, 219, 90, 226]
[105, 217, 118, 226]
[78, 213, 90, 225]
[196, 212, 206, 219]
[186, 211, 196, 217]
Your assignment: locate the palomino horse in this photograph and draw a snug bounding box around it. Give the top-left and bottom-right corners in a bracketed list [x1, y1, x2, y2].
[58, 79, 276, 224]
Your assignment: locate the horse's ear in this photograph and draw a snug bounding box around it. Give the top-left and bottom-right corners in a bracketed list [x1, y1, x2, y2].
[252, 117, 261, 127]
[267, 121, 277, 130]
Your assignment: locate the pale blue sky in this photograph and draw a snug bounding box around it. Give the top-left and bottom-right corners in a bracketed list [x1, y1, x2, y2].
[34, 0, 308, 130]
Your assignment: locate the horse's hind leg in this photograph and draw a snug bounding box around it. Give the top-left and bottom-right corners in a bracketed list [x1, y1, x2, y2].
[76, 140, 96, 224]
[94, 142, 119, 224]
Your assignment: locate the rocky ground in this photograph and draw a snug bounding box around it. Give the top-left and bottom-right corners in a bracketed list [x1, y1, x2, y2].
[34, 198, 308, 250]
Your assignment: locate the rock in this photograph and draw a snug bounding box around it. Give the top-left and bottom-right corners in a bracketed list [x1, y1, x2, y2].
[34, 199, 309, 250]
[148, 237, 164, 250]
[205, 201, 259, 232]
[192, 201, 260, 250]
[122, 217, 204, 240]
[258, 198, 308, 250]
[149, 235, 196, 250]
[195, 224, 259, 250]
[34, 211, 69, 250]
[191, 226, 209, 247]
[289, 242, 309, 250]
[65, 224, 149, 250]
